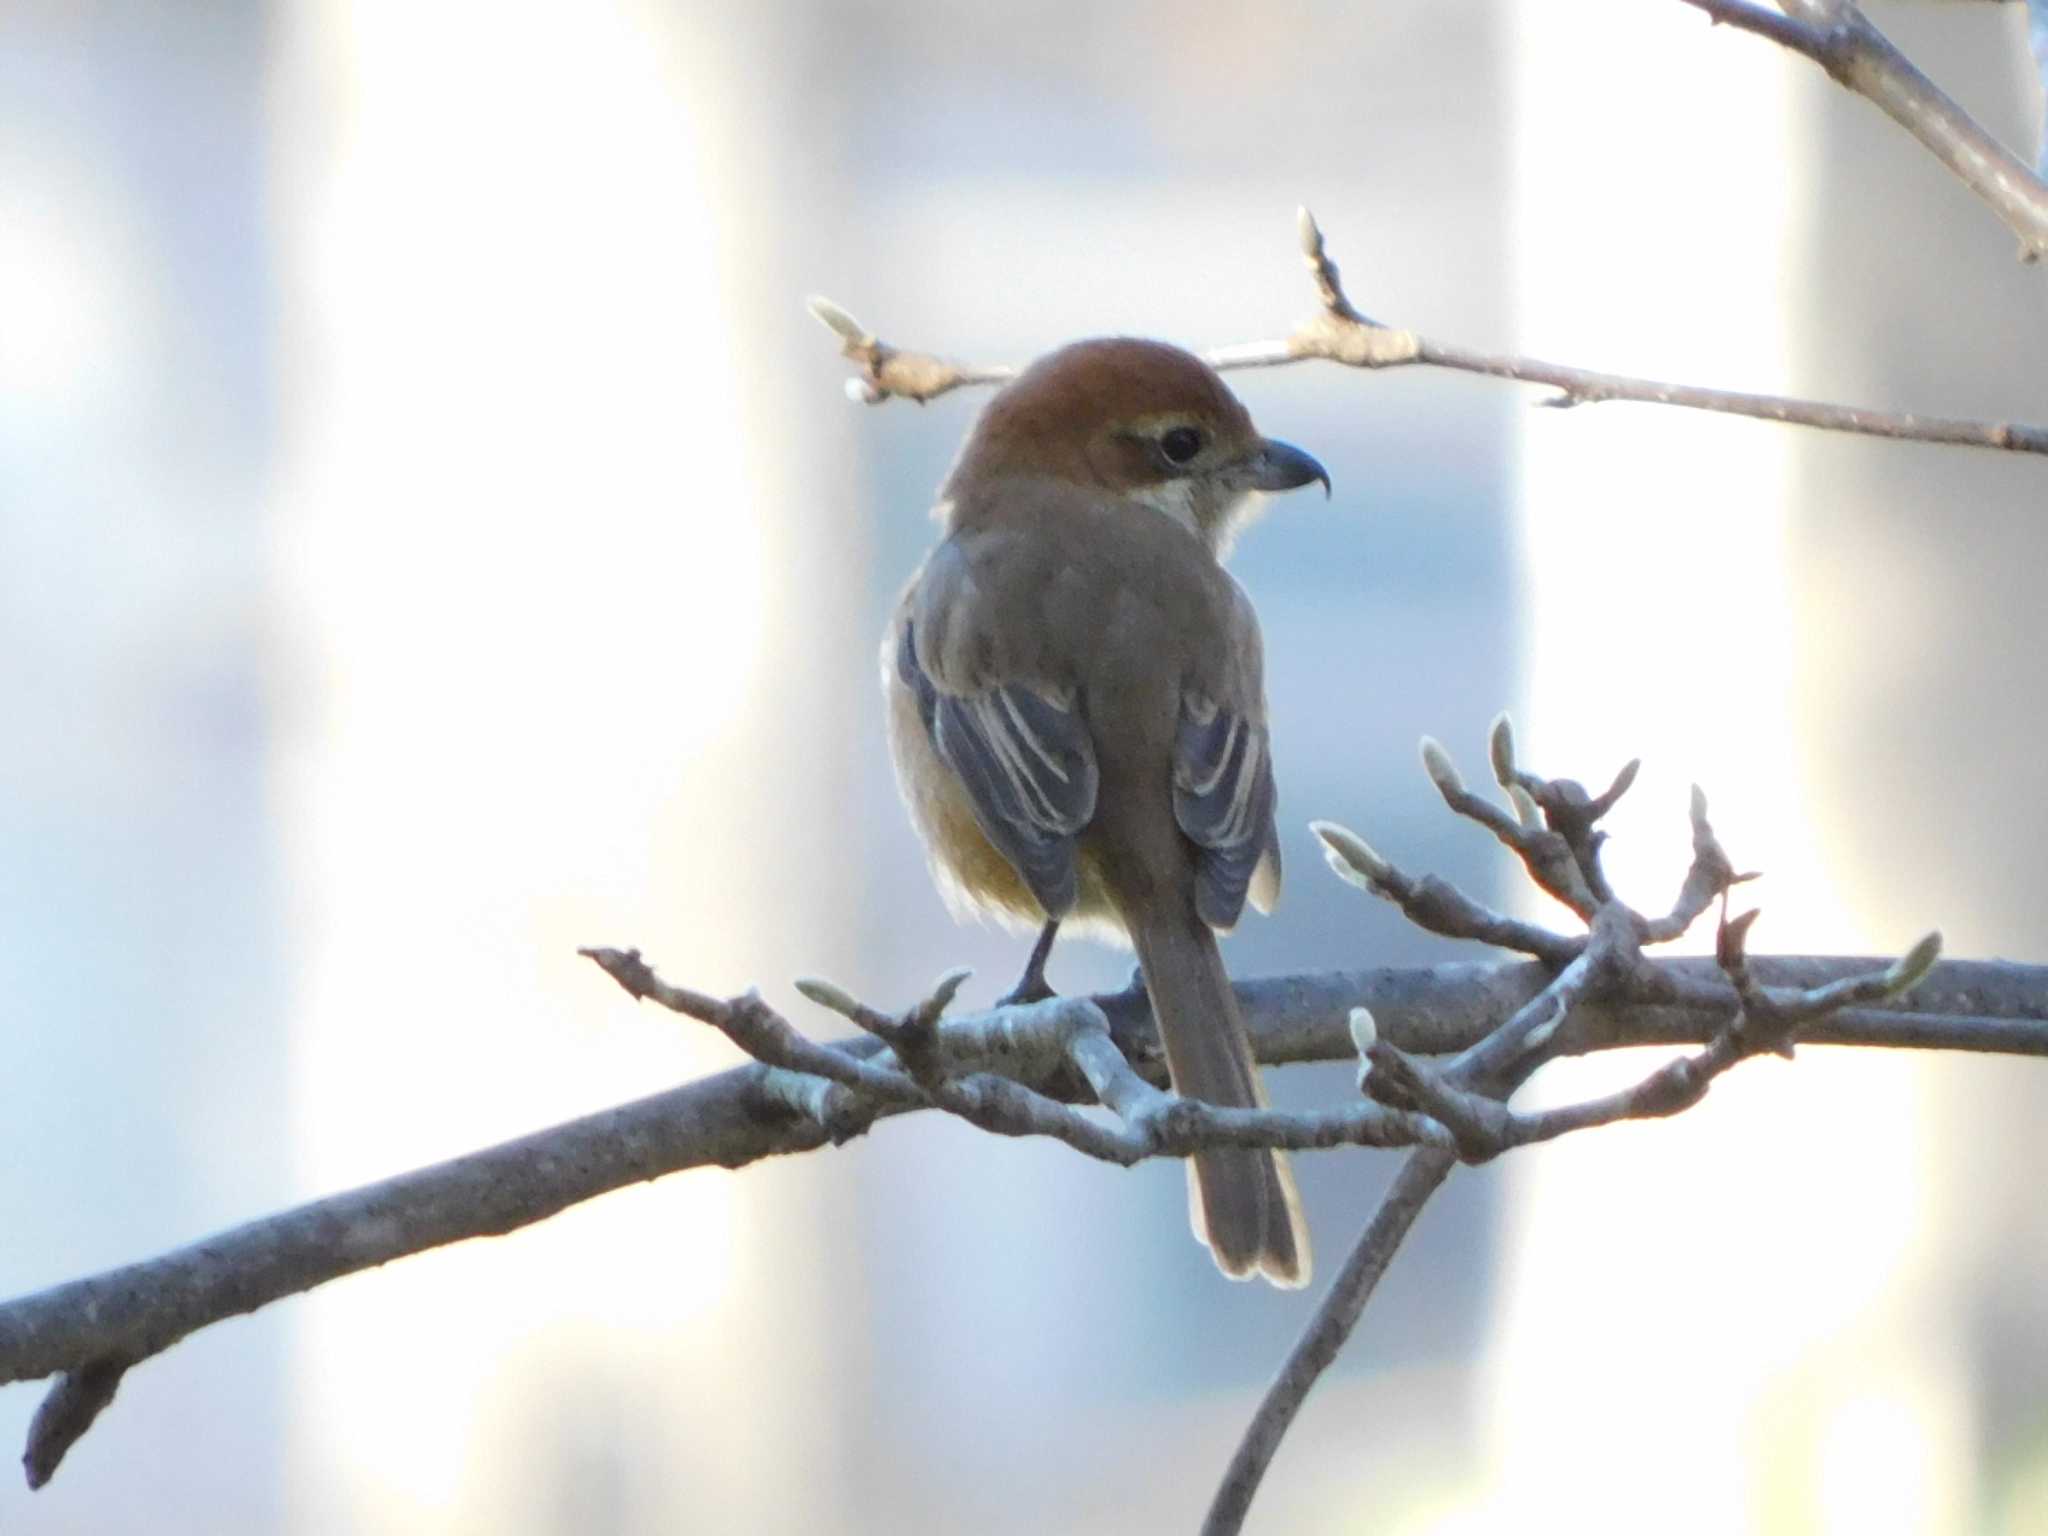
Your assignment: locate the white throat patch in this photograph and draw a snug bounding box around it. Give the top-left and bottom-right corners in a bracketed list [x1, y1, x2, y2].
[1122, 477, 1204, 539]
[1123, 480, 1262, 559]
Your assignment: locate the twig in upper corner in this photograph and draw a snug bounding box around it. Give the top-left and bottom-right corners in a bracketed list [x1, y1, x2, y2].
[1677, 0, 2048, 262]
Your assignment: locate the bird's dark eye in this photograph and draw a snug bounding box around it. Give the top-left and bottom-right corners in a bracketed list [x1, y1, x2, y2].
[1159, 425, 1205, 466]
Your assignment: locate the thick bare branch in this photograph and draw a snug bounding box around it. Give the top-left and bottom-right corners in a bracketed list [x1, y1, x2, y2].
[7, 709, 2044, 1494]
[5, 951, 2042, 1482]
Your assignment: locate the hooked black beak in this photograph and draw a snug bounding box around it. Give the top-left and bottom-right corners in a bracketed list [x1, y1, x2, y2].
[1243, 437, 1331, 498]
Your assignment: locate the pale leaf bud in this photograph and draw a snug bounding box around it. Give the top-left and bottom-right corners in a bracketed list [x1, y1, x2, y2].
[1297, 205, 1322, 259]
[1885, 932, 1942, 995]
[1488, 713, 1517, 786]
[1311, 820, 1393, 891]
[806, 294, 865, 342]
[1420, 737, 1463, 797]
[795, 977, 861, 1018]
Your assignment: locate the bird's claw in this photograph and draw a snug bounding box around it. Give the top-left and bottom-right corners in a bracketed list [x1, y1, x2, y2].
[995, 977, 1058, 1009]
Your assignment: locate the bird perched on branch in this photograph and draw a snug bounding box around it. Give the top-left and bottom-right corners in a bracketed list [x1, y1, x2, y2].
[882, 337, 1329, 1286]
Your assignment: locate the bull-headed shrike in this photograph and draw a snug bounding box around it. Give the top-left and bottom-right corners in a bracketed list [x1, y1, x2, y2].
[884, 338, 1329, 1286]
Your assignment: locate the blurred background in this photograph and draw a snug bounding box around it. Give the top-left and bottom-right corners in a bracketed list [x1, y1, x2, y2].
[3, 0, 2046, 1530]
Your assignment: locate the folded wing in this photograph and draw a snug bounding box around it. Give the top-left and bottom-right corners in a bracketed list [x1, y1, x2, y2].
[897, 619, 1098, 916]
[1174, 693, 1281, 929]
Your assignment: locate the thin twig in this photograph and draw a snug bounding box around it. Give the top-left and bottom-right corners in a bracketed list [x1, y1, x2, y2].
[22, 1359, 127, 1491]
[1417, 736, 1599, 918]
[806, 295, 1013, 404]
[641, 966, 1452, 1163]
[1311, 820, 1584, 965]
[1381, 941, 1942, 1157]
[1642, 785, 1759, 943]
[1200, 1149, 1459, 1536]
[813, 211, 2048, 454]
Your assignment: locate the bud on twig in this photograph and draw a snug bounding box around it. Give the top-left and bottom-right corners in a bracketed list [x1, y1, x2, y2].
[805, 294, 867, 344]
[1297, 205, 1322, 260]
[1312, 821, 1397, 893]
[1885, 932, 1943, 995]
[795, 977, 862, 1019]
[1349, 1007, 1377, 1091]
[1488, 713, 1517, 787]
[1420, 737, 1463, 798]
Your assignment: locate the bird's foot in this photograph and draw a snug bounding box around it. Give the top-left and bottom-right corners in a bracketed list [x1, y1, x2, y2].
[996, 919, 1062, 1009]
[996, 976, 1058, 1009]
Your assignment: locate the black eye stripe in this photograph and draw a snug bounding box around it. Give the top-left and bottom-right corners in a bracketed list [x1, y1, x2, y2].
[1159, 425, 1204, 465]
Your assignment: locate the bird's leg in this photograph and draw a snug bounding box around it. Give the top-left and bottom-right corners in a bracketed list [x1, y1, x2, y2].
[997, 920, 1061, 1007]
